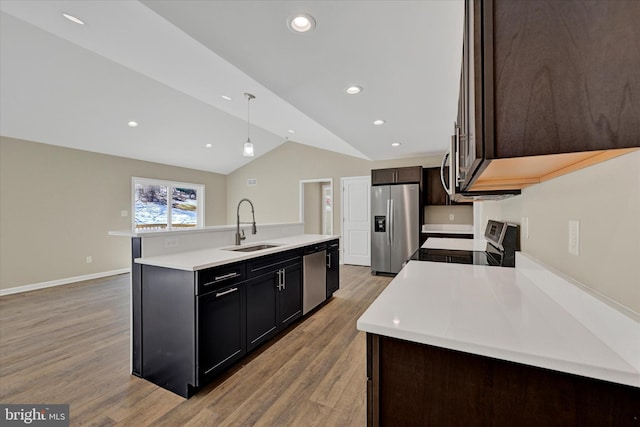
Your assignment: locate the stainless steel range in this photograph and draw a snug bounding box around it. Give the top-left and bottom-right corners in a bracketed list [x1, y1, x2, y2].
[411, 220, 520, 267]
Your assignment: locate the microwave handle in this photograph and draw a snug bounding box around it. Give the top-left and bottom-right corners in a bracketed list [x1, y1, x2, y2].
[454, 124, 461, 187]
[440, 135, 458, 196]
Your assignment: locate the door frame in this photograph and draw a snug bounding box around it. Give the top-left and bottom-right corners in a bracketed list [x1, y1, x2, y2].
[299, 178, 333, 235]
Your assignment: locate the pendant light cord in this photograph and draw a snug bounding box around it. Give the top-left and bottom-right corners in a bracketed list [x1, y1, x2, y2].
[245, 93, 255, 142]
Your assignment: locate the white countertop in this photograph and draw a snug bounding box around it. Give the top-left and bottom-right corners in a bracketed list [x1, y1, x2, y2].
[357, 253, 640, 388]
[422, 237, 487, 251]
[422, 224, 474, 234]
[134, 234, 338, 271]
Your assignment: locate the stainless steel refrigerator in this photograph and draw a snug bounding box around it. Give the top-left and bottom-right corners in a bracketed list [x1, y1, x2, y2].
[371, 183, 420, 274]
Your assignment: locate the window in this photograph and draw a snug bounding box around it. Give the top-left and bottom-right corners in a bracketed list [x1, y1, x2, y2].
[132, 177, 204, 231]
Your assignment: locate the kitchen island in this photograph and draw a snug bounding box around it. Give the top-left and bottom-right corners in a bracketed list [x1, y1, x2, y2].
[357, 253, 639, 425]
[130, 233, 339, 398]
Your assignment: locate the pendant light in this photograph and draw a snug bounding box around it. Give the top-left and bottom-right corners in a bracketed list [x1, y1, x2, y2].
[243, 93, 255, 157]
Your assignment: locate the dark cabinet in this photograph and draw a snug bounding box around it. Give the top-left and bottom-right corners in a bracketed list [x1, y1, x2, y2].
[326, 240, 339, 298]
[246, 249, 303, 352]
[424, 167, 471, 206]
[457, 0, 640, 192]
[278, 261, 302, 327]
[371, 166, 422, 186]
[246, 272, 278, 352]
[425, 167, 448, 206]
[367, 333, 640, 426]
[197, 282, 246, 382]
[135, 240, 336, 398]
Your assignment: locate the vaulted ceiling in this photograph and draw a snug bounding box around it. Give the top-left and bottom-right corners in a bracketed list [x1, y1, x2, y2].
[0, 1, 463, 174]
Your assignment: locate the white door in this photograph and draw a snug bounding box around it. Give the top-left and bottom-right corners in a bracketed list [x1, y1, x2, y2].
[341, 176, 371, 266]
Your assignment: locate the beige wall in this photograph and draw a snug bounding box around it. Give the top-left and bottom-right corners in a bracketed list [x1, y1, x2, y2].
[478, 150, 640, 314]
[425, 205, 474, 225]
[226, 141, 443, 236]
[303, 182, 323, 234]
[0, 137, 227, 290]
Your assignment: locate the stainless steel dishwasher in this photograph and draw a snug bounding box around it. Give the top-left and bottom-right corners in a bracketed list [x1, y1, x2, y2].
[303, 243, 327, 315]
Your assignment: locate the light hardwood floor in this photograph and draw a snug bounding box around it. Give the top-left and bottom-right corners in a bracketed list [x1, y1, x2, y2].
[0, 265, 391, 426]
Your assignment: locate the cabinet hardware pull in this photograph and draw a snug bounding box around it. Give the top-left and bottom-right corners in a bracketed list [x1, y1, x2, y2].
[214, 272, 239, 281]
[282, 268, 286, 289]
[327, 253, 332, 269]
[215, 287, 238, 297]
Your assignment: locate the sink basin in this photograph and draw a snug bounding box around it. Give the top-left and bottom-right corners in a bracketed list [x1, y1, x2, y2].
[226, 244, 280, 252]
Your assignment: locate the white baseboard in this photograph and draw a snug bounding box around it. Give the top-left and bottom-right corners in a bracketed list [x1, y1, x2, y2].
[0, 268, 131, 296]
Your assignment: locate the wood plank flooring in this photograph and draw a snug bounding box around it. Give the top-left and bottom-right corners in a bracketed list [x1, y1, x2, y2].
[0, 265, 391, 426]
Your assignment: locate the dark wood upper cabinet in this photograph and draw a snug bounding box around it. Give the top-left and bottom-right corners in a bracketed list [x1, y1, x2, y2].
[424, 167, 471, 206]
[371, 166, 422, 186]
[371, 168, 397, 186]
[458, 0, 640, 192]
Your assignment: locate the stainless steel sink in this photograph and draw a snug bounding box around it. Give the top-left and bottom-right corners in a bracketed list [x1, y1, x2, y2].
[225, 244, 280, 252]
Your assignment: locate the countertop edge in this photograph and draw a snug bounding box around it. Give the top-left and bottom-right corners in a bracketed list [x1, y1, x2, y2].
[356, 320, 640, 389]
[109, 222, 304, 238]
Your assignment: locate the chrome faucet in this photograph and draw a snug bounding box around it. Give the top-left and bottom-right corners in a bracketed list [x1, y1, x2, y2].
[236, 198, 257, 245]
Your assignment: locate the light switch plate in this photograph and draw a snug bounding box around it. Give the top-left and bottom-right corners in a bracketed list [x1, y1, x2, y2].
[120, 210, 128, 217]
[568, 220, 579, 256]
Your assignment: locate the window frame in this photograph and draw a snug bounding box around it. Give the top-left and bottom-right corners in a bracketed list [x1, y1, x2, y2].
[131, 177, 205, 231]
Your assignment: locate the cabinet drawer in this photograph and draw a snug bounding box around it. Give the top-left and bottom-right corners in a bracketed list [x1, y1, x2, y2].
[246, 249, 302, 279]
[197, 262, 246, 295]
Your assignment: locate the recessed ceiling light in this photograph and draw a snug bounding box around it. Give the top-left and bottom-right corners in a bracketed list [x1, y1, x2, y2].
[221, 95, 232, 101]
[205, 143, 213, 148]
[62, 13, 85, 25]
[391, 142, 402, 147]
[373, 120, 386, 126]
[345, 85, 362, 95]
[288, 129, 295, 134]
[288, 13, 316, 33]
[127, 121, 138, 127]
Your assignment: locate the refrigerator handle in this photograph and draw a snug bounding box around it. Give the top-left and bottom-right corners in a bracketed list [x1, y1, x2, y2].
[389, 198, 394, 246]
[386, 199, 392, 246]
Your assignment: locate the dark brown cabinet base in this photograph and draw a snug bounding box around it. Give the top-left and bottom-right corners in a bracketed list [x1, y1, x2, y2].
[366, 334, 640, 426]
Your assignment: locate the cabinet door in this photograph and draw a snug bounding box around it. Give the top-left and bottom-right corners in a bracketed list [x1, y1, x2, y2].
[246, 272, 278, 352]
[425, 167, 448, 205]
[396, 166, 422, 184]
[197, 283, 246, 383]
[279, 262, 302, 327]
[371, 168, 397, 185]
[491, 0, 640, 157]
[326, 247, 340, 297]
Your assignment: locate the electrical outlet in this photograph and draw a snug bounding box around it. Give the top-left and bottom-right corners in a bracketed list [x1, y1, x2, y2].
[165, 238, 178, 248]
[568, 220, 580, 256]
[522, 217, 529, 239]
[449, 213, 455, 221]
[86, 256, 93, 264]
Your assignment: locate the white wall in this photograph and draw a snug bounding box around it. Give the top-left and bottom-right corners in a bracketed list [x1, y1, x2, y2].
[478, 150, 640, 314]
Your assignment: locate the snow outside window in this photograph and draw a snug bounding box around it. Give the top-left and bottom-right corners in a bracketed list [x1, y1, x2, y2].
[132, 177, 204, 231]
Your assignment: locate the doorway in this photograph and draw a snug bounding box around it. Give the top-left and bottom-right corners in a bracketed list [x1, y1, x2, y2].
[299, 178, 333, 235]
